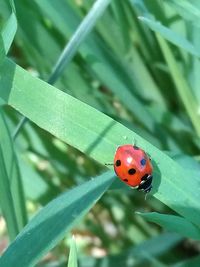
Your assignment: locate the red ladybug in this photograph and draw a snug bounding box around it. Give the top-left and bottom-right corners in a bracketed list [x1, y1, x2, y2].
[114, 145, 153, 193]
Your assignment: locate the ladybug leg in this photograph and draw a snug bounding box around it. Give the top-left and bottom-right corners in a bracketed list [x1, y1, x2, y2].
[137, 175, 153, 193]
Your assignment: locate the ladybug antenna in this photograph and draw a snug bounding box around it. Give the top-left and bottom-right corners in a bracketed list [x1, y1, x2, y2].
[105, 163, 114, 166]
[144, 192, 148, 201]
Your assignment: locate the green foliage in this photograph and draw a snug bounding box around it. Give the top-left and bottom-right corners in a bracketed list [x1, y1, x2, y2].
[67, 236, 78, 267]
[0, 111, 27, 240]
[138, 212, 200, 240]
[0, 172, 114, 267]
[0, 0, 200, 266]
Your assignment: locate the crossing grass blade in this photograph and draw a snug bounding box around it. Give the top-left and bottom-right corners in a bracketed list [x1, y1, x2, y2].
[0, 110, 27, 240]
[8, 0, 16, 13]
[18, 156, 49, 201]
[1, 58, 200, 228]
[155, 34, 200, 137]
[0, 171, 115, 267]
[0, 1, 199, 265]
[137, 212, 200, 240]
[138, 16, 200, 137]
[48, 0, 112, 84]
[1, 12, 17, 53]
[67, 236, 78, 267]
[34, 0, 157, 132]
[165, 0, 200, 26]
[0, 144, 19, 240]
[0, 0, 17, 54]
[139, 17, 200, 57]
[0, 36, 5, 71]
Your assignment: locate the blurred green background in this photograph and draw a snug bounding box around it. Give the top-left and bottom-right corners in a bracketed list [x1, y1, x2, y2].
[1, 0, 200, 266]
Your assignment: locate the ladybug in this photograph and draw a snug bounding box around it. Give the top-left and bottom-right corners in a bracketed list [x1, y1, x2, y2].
[114, 145, 153, 193]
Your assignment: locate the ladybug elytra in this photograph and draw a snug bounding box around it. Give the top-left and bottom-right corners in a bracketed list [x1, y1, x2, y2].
[114, 145, 153, 193]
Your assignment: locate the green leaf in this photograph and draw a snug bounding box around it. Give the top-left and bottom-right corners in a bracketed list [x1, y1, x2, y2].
[166, 0, 200, 26]
[0, 35, 5, 70]
[138, 212, 200, 240]
[0, 110, 27, 240]
[67, 236, 78, 267]
[189, 25, 200, 104]
[0, 144, 19, 240]
[0, 0, 17, 55]
[8, 0, 16, 13]
[1, 12, 17, 53]
[1, 58, 200, 228]
[155, 34, 200, 137]
[18, 156, 49, 201]
[172, 153, 200, 172]
[34, 0, 157, 131]
[139, 16, 200, 57]
[48, 0, 112, 84]
[0, 171, 115, 267]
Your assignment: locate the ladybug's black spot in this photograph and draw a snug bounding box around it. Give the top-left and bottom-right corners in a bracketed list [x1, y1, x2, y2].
[123, 179, 128, 182]
[141, 174, 149, 181]
[128, 168, 136, 175]
[133, 145, 139, 150]
[115, 160, 121, 166]
[140, 158, 146, 166]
